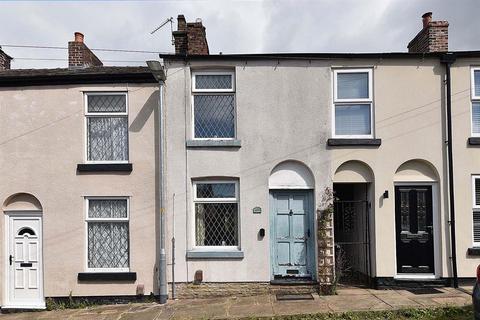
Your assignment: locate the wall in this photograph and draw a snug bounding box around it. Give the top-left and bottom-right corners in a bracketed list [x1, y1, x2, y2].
[0, 83, 158, 302]
[450, 57, 480, 277]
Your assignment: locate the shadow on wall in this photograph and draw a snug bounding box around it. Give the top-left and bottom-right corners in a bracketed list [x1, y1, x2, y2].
[129, 90, 158, 133]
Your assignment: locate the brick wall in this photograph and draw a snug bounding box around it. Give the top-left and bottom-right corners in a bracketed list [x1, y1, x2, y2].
[408, 18, 449, 53]
[68, 33, 103, 69]
[173, 14, 209, 55]
[0, 48, 12, 71]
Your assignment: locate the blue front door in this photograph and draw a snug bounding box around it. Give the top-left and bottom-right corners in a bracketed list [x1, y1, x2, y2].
[270, 191, 314, 278]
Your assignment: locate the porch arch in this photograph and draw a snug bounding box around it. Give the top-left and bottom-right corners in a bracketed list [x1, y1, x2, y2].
[269, 160, 314, 189]
[3, 193, 43, 212]
[394, 159, 439, 182]
[334, 160, 374, 183]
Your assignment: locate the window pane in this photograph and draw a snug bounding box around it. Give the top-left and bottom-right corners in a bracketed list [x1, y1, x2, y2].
[88, 95, 126, 113]
[475, 178, 480, 206]
[473, 102, 480, 134]
[196, 74, 232, 90]
[195, 203, 238, 246]
[88, 199, 128, 219]
[337, 72, 369, 99]
[474, 211, 480, 243]
[197, 183, 236, 199]
[88, 222, 129, 268]
[335, 104, 371, 135]
[87, 117, 128, 161]
[475, 70, 480, 97]
[194, 95, 235, 138]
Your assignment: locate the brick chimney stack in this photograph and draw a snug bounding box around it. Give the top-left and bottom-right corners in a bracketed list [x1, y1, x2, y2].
[0, 46, 13, 71]
[68, 32, 103, 69]
[173, 15, 209, 55]
[408, 12, 449, 53]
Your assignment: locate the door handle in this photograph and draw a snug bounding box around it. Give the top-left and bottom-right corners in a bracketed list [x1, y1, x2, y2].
[9, 255, 13, 265]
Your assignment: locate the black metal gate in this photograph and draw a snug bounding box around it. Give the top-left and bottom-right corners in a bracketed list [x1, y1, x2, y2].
[333, 200, 371, 286]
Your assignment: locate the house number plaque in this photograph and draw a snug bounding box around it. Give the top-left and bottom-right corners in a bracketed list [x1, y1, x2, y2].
[252, 207, 262, 214]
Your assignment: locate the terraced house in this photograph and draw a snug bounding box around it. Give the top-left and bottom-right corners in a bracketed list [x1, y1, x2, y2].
[1, 11, 480, 309]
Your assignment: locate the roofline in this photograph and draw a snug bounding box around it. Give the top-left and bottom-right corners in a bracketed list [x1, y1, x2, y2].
[160, 51, 480, 61]
[0, 71, 157, 87]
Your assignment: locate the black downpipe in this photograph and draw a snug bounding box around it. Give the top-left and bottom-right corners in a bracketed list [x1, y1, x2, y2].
[442, 53, 458, 288]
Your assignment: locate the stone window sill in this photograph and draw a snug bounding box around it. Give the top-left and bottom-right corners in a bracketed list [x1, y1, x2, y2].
[77, 272, 137, 281]
[327, 138, 381, 147]
[186, 250, 244, 260]
[467, 247, 480, 256]
[468, 137, 480, 145]
[186, 140, 241, 148]
[77, 163, 133, 172]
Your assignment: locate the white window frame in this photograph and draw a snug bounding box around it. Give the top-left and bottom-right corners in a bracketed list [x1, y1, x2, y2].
[192, 180, 240, 251]
[332, 68, 374, 139]
[470, 67, 480, 137]
[472, 176, 480, 247]
[191, 71, 236, 140]
[85, 196, 130, 272]
[84, 92, 129, 164]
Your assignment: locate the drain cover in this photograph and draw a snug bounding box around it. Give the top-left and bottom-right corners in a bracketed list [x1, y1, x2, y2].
[407, 288, 443, 295]
[276, 293, 314, 301]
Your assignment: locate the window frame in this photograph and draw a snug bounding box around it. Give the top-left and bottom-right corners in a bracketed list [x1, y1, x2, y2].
[470, 67, 480, 137]
[332, 68, 374, 139]
[472, 175, 480, 247]
[85, 196, 130, 272]
[191, 71, 237, 140]
[192, 180, 240, 251]
[84, 92, 129, 164]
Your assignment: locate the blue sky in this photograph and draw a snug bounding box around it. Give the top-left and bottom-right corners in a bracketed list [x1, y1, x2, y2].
[0, 0, 478, 69]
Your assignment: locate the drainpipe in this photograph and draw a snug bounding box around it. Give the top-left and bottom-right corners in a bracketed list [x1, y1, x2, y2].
[441, 53, 458, 288]
[147, 61, 168, 303]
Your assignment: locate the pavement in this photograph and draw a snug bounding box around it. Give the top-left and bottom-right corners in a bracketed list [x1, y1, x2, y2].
[0, 286, 474, 320]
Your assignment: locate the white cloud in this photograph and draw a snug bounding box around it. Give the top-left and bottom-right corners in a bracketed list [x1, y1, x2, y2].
[0, 0, 478, 69]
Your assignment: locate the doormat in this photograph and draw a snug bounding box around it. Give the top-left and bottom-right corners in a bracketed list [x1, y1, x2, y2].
[276, 293, 314, 301]
[407, 288, 444, 295]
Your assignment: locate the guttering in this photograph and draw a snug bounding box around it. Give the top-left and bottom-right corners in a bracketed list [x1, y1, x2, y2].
[441, 52, 458, 288]
[147, 61, 168, 304]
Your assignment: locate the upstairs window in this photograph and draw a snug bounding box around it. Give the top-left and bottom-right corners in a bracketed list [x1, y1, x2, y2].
[333, 69, 373, 138]
[471, 68, 480, 135]
[192, 71, 236, 139]
[193, 181, 239, 248]
[85, 93, 128, 162]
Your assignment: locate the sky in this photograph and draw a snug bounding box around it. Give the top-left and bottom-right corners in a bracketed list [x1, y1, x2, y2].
[0, 0, 479, 69]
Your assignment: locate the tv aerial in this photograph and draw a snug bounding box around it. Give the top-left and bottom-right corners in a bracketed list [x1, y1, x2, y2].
[151, 17, 174, 45]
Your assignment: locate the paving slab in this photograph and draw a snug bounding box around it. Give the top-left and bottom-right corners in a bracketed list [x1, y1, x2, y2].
[326, 293, 390, 312]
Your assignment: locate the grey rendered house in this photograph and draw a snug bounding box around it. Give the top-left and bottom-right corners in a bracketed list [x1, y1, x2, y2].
[2, 10, 480, 309]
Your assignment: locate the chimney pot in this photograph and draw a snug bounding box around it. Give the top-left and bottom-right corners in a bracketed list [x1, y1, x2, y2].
[422, 12, 432, 28]
[74, 32, 84, 43]
[173, 14, 209, 55]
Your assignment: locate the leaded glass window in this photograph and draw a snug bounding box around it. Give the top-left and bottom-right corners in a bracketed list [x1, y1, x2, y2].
[194, 181, 239, 247]
[86, 198, 129, 270]
[192, 72, 236, 139]
[333, 69, 373, 137]
[85, 93, 128, 162]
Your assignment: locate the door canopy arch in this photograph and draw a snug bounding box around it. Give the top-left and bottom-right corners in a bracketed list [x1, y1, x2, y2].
[334, 160, 374, 183]
[394, 159, 439, 182]
[3, 193, 43, 212]
[269, 160, 315, 189]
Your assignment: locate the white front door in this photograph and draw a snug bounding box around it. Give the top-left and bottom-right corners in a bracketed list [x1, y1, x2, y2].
[5, 214, 44, 309]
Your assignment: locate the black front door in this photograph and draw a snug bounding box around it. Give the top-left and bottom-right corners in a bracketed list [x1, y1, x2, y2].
[395, 186, 434, 274]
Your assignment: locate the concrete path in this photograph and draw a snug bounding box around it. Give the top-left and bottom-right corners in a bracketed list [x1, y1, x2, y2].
[0, 287, 473, 320]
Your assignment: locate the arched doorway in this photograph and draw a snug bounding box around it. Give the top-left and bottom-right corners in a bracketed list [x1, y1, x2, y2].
[3, 193, 45, 309]
[394, 159, 440, 278]
[333, 160, 374, 286]
[268, 161, 315, 281]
